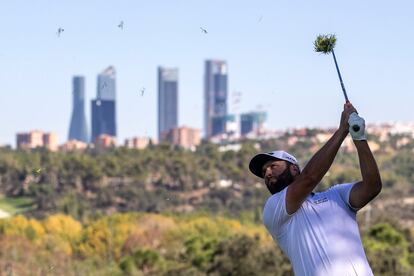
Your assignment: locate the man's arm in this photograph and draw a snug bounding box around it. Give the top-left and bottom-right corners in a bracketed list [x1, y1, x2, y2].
[285, 103, 354, 214]
[349, 140, 382, 209]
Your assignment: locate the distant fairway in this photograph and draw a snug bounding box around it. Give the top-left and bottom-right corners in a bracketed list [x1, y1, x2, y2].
[0, 196, 35, 217]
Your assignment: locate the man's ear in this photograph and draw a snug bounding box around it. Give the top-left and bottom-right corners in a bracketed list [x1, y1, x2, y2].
[290, 164, 299, 176]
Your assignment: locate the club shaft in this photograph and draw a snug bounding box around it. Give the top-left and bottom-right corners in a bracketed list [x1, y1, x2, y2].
[331, 49, 349, 102]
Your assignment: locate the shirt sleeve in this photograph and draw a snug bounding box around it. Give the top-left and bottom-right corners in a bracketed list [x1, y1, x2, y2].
[262, 187, 292, 237]
[331, 182, 360, 212]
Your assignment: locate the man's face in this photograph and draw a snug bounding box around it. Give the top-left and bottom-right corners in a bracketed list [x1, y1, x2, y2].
[262, 159, 295, 194]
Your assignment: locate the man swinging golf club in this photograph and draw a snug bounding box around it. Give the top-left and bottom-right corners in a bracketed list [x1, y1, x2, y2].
[248, 35, 382, 276]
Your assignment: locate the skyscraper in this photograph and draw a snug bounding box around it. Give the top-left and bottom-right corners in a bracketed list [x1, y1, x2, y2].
[204, 60, 228, 138]
[240, 111, 267, 137]
[91, 66, 117, 142]
[158, 67, 178, 140]
[68, 76, 89, 142]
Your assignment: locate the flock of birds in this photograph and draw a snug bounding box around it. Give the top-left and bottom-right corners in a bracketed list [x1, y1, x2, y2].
[53, 18, 257, 137]
[56, 21, 210, 37]
[56, 20, 214, 98]
[56, 16, 263, 37]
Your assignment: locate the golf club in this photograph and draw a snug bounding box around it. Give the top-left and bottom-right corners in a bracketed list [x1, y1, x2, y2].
[314, 34, 362, 133]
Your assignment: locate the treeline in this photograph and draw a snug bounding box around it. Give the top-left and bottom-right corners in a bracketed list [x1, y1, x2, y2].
[0, 134, 414, 274]
[0, 212, 413, 275]
[0, 136, 414, 221]
[0, 142, 265, 220]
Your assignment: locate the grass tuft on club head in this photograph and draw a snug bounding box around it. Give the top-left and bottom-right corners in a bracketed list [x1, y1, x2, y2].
[314, 34, 337, 54]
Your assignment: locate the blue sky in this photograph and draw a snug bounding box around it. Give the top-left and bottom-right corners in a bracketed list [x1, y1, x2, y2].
[1, 0, 413, 146]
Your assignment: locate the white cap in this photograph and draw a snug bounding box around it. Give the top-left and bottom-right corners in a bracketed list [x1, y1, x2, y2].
[249, 150, 299, 178]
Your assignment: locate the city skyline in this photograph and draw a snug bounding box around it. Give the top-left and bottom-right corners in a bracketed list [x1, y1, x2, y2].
[1, 1, 414, 145]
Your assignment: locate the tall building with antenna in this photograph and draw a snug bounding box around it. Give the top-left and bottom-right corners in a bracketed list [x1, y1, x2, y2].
[91, 66, 117, 142]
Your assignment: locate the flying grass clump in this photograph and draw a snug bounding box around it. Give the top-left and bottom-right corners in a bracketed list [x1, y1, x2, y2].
[314, 34, 336, 54]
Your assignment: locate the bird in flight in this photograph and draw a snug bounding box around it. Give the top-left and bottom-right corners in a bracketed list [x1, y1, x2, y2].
[57, 27, 64, 37]
[200, 27, 208, 34]
[118, 21, 124, 30]
[33, 168, 42, 175]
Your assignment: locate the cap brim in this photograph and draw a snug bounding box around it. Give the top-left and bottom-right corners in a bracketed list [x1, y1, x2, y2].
[249, 153, 278, 179]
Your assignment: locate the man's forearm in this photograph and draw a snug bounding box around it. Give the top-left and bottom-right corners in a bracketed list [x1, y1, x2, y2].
[301, 128, 348, 185]
[354, 140, 382, 194]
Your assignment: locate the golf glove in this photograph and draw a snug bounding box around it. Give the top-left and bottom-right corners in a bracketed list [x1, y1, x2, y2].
[348, 112, 366, 140]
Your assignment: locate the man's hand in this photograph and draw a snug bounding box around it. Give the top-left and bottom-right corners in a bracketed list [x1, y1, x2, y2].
[348, 113, 367, 140]
[339, 102, 357, 132]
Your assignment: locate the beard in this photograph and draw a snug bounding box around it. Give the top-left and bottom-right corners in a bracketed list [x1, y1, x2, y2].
[265, 166, 295, 194]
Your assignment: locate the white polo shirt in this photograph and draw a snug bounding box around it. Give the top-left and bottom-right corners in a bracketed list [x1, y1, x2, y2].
[262, 183, 373, 276]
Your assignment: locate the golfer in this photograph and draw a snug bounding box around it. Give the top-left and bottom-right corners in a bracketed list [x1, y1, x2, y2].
[249, 102, 381, 276]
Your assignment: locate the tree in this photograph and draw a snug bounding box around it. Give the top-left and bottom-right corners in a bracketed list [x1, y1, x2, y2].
[364, 223, 413, 275]
[207, 234, 292, 276]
